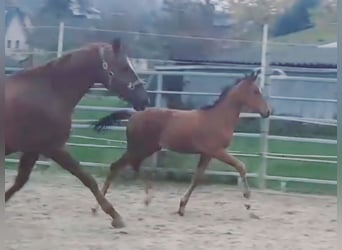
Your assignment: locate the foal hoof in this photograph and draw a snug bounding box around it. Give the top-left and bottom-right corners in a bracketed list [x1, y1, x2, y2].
[111, 217, 125, 228]
[178, 207, 185, 216]
[91, 207, 98, 216]
[244, 204, 251, 210]
[243, 191, 251, 199]
[144, 195, 152, 207]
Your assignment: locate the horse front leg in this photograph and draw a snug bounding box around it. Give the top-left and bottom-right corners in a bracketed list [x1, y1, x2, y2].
[178, 154, 211, 216]
[91, 152, 130, 215]
[212, 149, 251, 199]
[44, 147, 125, 228]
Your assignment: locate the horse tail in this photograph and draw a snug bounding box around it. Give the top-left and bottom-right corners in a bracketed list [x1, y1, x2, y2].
[93, 110, 134, 132]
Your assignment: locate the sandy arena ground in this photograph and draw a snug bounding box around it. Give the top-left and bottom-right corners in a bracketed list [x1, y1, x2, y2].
[5, 170, 337, 250]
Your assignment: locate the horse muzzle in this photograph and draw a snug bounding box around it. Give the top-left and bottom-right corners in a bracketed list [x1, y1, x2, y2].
[133, 98, 150, 111]
[260, 109, 271, 118]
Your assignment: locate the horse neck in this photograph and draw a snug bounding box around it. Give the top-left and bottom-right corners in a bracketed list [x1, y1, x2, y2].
[206, 96, 242, 129]
[49, 53, 100, 108]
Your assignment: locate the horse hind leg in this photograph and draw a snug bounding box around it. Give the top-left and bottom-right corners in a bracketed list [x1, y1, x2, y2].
[130, 148, 161, 207]
[91, 152, 130, 215]
[5, 152, 39, 202]
[178, 154, 211, 216]
[131, 157, 152, 206]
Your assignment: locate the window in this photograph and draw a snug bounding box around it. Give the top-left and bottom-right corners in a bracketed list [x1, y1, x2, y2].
[15, 40, 20, 49]
[7, 40, 12, 48]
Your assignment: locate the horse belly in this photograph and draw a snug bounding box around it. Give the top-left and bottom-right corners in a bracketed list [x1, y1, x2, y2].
[5, 101, 71, 152]
[159, 129, 200, 154]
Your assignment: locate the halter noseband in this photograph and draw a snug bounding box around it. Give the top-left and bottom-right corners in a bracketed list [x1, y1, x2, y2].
[98, 46, 143, 89]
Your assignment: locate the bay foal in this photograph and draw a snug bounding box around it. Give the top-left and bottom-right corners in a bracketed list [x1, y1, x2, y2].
[92, 73, 271, 218]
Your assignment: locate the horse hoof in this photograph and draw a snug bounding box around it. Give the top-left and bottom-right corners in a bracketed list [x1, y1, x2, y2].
[178, 208, 185, 216]
[112, 217, 125, 228]
[91, 208, 98, 215]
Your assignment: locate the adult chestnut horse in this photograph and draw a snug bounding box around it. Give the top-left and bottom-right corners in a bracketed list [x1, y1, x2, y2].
[5, 39, 149, 228]
[91, 73, 271, 219]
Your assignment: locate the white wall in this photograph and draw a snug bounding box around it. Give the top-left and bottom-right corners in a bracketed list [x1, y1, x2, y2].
[5, 15, 31, 61]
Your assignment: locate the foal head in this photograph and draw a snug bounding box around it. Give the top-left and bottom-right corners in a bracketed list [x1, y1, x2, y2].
[230, 73, 271, 118]
[95, 39, 149, 111]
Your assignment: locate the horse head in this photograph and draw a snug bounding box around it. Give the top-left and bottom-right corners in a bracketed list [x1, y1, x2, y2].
[96, 39, 149, 111]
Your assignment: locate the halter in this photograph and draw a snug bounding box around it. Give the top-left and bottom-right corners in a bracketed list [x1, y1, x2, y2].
[98, 46, 144, 89]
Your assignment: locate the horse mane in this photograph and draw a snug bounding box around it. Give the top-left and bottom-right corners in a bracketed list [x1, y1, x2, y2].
[12, 42, 109, 78]
[200, 77, 243, 110]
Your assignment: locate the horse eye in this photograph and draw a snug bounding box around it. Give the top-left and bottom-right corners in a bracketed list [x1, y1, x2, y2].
[108, 71, 114, 76]
[128, 83, 134, 89]
[254, 90, 259, 94]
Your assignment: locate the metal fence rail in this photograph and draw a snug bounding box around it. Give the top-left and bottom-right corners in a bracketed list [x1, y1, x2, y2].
[5, 70, 337, 189]
[5, 24, 337, 192]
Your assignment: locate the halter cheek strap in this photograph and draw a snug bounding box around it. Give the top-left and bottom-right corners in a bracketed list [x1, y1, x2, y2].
[99, 46, 114, 86]
[98, 46, 144, 89]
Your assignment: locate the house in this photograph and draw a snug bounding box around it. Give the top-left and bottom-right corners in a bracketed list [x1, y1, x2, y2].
[69, 0, 101, 19]
[5, 4, 32, 61]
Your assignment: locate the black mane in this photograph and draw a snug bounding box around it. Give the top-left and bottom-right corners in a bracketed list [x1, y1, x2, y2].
[200, 77, 242, 110]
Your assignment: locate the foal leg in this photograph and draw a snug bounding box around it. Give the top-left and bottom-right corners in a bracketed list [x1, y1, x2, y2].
[128, 157, 153, 206]
[5, 152, 39, 202]
[91, 153, 130, 215]
[45, 148, 125, 228]
[212, 149, 250, 199]
[178, 154, 211, 216]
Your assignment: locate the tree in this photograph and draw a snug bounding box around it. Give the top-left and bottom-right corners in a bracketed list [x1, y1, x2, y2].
[155, 0, 218, 59]
[5, 0, 18, 7]
[230, 0, 290, 26]
[228, 0, 292, 38]
[28, 0, 99, 52]
[149, 0, 219, 109]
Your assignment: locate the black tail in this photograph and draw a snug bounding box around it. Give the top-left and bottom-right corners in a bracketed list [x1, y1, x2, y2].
[92, 110, 134, 132]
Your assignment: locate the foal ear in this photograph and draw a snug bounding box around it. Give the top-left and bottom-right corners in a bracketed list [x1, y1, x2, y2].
[247, 71, 258, 82]
[112, 38, 121, 55]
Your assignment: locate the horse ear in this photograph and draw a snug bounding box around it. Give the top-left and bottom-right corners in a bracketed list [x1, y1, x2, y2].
[112, 38, 121, 54]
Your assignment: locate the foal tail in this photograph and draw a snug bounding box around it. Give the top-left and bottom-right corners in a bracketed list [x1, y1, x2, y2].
[93, 110, 134, 132]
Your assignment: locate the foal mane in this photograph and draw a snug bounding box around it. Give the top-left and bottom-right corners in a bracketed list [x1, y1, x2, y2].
[200, 77, 243, 110]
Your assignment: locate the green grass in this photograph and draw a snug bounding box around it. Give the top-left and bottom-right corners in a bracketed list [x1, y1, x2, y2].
[270, 11, 337, 44]
[271, 24, 336, 44]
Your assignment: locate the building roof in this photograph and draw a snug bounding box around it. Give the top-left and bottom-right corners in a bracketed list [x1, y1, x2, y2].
[5, 5, 29, 33]
[171, 43, 337, 68]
